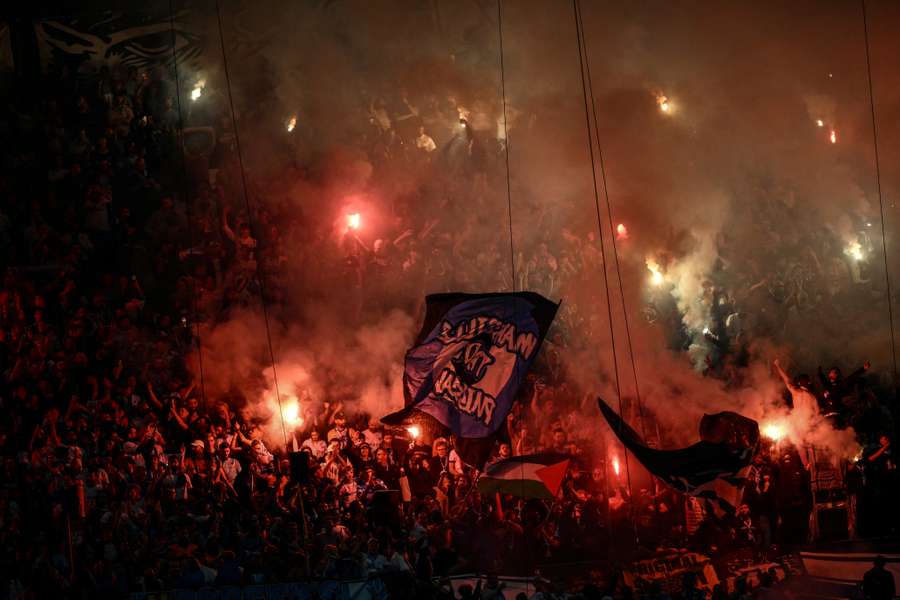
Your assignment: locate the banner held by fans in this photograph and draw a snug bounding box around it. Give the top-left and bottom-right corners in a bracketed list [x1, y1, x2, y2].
[598, 397, 759, 516]
[383, 292, 557, 438]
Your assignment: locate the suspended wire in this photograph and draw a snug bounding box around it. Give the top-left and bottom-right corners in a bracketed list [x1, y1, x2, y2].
[574, 0, 647, 440]
[213, 0, 289, 449]
[167, 0, 208, 406]
[860, 0, 899, 392]
[497, 0, 517, 292]
[497, 2, 528, 584]
[572, 0, 639, 543]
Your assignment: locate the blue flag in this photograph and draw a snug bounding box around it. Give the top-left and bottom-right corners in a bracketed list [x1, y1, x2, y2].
[383, 292, 558, 438]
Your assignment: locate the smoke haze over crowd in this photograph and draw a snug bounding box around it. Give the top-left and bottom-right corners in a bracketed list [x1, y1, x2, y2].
[166, 0, 900, 457]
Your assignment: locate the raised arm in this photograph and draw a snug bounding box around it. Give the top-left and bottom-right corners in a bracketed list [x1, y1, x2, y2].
[146, 381, 162, 410]
[773, 359, 796, 393]
[221, 205, 237, 242]
[845, 361, 871, 384]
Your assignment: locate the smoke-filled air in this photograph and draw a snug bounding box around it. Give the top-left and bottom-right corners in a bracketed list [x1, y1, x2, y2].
[168, 0, 900, 466]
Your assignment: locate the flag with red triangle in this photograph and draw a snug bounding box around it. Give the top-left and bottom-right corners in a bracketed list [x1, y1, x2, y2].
[476, 453, 571, 499]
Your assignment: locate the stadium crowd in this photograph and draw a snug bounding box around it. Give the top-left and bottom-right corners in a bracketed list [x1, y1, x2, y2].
[0, 47, 896, 600]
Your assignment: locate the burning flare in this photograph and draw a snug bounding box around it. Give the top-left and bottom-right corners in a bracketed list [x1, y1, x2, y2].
[612, 456, 621, 476]
[347, 212, 361, 230]
[816, 119, 824, 128]
[829, 129, 837, 144]
[616, 223, 629, 240]
[762, 421, 786, 441]
[406, 425, 421, 440]
[286, 115, 297, 133]
[845, 241, 864, 261]
[656, 93, 671, 114]
[281, 399, 303, 428]
[190, 79, 205, 102]
[646, 258, 665, 287]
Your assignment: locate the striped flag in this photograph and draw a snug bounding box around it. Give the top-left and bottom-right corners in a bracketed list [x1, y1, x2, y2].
[476, 453, 571, 499]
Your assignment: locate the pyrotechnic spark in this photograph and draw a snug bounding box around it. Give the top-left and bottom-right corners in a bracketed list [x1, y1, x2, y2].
[347, 213, 361, 230]
[406, 425, 421, 439]
[845, 241, 864, 261]
[612, 456, 621, 476]
[656, 94, 671, 114]
[190, 79, 205, 102]
[829, 129, 837, 144]
[816, 119, 824, 127]
[762, 422, 786, 441]
[282, 401, 303, 427]
[286, 115, 297, 132]
[866, 222, 873, 227]
[646, 258, 664, 287]
[616, 223, 629, 240]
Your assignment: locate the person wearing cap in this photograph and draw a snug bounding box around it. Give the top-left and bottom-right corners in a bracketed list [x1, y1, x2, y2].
[184, 439, 212, 492]
[863, 555, 895, 600]
[327, 412, 354, 450]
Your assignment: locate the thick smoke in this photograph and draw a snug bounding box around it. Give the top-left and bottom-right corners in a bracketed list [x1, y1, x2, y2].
[178, 0, 896, 460]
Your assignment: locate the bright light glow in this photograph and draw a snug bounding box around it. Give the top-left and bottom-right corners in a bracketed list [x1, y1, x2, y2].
[190, 87, 202, 101]
[657, 94, 671, 114]
[646, 258, 664, 287]
[845, 241, 864, 261]
[616, 223, 629, 240]
[816, 119, 824, 127]
[830, 129, 837, 144]
[347, 213, 361, 230]
[702, 326, 711, 335]
[762, 422, 786, 441]
[286, 115, 297, 133]
[612, 456, 621, 476]
[282, 401, 303, 428]
[406, 425, 421, 439]
[867, 222, 873, 227]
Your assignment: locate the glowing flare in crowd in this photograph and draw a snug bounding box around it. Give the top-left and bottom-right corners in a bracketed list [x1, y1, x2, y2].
[829, 129, 837, 144]
[616, 223, 629, 240]
[286, 115, 297, 132]
[347, 212, 361, 230]
[282, 401, 302, 427]
[762, 421, 786, 441]
[816, 119, 824, 128]
[406, 425, 421, 439]
[845, 241, 864, 261]
[612, 456, 621, 476]
[646, 258, 664, 287]
[656, 93, 671, 114]
[190, 79, 205, 102]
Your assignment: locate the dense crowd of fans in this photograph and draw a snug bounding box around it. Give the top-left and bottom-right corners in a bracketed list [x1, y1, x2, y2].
[0, 47, 896, 600]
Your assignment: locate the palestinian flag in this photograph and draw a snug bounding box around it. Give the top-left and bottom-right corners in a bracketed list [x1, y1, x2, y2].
[476, 453, 571, 499]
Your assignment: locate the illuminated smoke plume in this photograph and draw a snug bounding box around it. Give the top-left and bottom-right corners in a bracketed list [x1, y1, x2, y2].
[180, 0, 893, 462]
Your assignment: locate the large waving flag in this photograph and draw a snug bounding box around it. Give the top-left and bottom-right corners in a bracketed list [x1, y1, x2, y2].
[477, 453, 571, 499]
[598, 398, 759, 515]
[383, 292, 558, 438]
